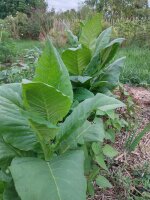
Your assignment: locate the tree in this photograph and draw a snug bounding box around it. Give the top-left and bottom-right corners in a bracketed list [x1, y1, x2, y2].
[0, 0, 47, 19]
[84, 0, 149, 18]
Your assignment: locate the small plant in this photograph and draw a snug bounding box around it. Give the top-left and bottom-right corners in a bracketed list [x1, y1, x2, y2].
[126, 123, 150, 152]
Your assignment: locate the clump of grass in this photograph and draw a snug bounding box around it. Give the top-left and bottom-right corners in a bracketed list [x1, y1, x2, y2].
[117, 46, 150, 86]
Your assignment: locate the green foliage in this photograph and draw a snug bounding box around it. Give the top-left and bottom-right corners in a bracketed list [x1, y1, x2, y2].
[0, 0, 47, 19]
[62, 14, 125, 94]
[112, 162, 150, 199]
[96, 175, 112, 189]
[126, 123, 150, 152]
[0, 38, 126, 199]
[4, 12, 41, 40]
[114, 18, 150, 48]
[118, 46, 150, 86]
[0, 48, 40, 84]
[0, 31, 16, 63]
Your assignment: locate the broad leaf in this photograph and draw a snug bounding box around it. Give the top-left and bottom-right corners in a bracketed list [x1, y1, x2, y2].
[23, 82, 71, 124]
[100, 38, 125, 69]
[0, 84, 36, 151]
[0, 138, 17, 167]
[65, 119, 105, 149]
[96, 95, 125, 112]
[84, 27, 112, 76]
[10, 151, 86, 200]
[94, 27, 112, 56]
[79, 14, 102, 49]
[62, 45, 91, 75]
[96, 175, 112, 188]
[57, 93, 124, 150]
[83, 118, 105, 142]
[23, 82, 71, 157]
[95, 153, 108, 171]
[34, 38, 73, 101]
[92, 142, 102, 155]
[64, 24, 78, 46]
[102, 144, 118, 158]
[93, 57, 126, 91]
[74, 87, 94, 102]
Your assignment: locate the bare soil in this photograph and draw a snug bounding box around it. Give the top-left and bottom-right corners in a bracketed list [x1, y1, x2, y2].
[88, 86, 150, 200]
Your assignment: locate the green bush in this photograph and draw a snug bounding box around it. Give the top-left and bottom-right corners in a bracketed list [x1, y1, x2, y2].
[4, 12, 40, 40]
[114, 18, 150, 47]
[0, 31, 16, 63]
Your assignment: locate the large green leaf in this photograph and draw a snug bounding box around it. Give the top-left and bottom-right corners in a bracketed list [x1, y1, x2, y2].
[92, 57, 126, 92]
[62, 45, 91, 75]
[0, 138, 17, 167]
[62, 118, 105, 151]
[100, 38, 125, 69]
[23, 82, 71, 158]
[83, 118, 105, 142]
[23, 82, 71, 124]
[57, 93, 125, 150]
[79, 14, 102, 49]
[0, 84, 36, 151]
[94, 27, 112, 56]
[10, 151, 86, 200]
[34, 38, 73, 101]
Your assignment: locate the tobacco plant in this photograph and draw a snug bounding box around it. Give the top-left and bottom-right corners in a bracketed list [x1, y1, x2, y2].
[0, 38, 126, 199]
[62, 14, 126, 96]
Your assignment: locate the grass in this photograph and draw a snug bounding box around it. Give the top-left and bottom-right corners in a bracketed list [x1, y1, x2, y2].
[118, 46, 150, 86]
[14, 40, 44, 60]
[14, 39, 43, 56]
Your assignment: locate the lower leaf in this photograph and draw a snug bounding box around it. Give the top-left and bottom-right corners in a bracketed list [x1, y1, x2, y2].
[10, 151, 87, 200]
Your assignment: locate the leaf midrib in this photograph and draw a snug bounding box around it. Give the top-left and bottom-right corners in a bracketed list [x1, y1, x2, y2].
[47, 162, 62, 200]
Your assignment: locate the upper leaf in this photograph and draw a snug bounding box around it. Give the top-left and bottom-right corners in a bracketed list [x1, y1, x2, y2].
[34, 38, 73, 101]
[92, 57, 126, 92]
[10, 151, 87, 200]
[62, 45, 91, 75]
[94, 27, 112, 56]
[100, 38, 125, 69]
[79, 14, 102, 50]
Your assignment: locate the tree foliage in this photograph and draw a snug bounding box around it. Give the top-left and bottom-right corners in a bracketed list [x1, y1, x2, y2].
[0, 0, 47, 19]
[85, 0, 149, 18]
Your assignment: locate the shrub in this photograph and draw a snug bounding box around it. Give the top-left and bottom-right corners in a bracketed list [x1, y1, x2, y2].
[4, 12, 40, 40]
[0, 31, 16, 63]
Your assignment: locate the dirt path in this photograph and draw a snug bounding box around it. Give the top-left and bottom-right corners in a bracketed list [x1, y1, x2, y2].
[88, 86, 150, 200]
